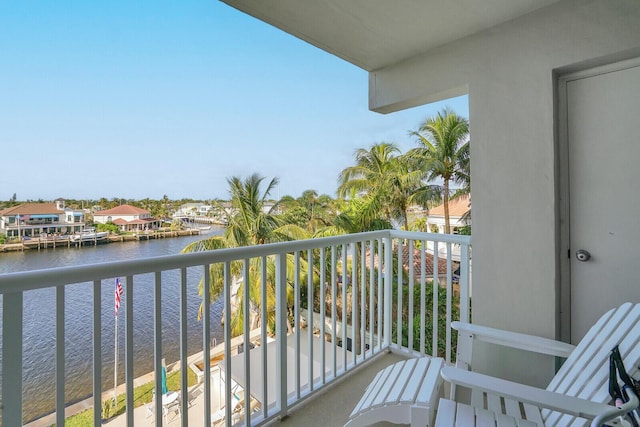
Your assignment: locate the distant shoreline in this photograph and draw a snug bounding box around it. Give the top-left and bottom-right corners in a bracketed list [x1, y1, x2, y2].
[0, 228, 212, 254]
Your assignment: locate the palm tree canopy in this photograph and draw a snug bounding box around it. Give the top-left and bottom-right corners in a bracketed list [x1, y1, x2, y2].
[337, 142, 421, 229]
[409, 108, 469, 184]
[181, 174, 313, 335]
[408, 108, 470, 234]
[337, 142, 401, 199]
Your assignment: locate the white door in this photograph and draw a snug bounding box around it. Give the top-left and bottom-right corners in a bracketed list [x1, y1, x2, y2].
[563, 59, 640, 343]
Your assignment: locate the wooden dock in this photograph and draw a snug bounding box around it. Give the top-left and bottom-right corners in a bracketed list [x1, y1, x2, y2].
[0, 229, 202, 253]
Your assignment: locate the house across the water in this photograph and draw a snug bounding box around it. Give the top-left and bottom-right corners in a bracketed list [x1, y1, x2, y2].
[92, 204, 161, 232]
[0, 199, 85, 239]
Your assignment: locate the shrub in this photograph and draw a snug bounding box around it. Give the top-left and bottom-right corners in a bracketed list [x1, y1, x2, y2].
[391, 280, 460, 359]
[96, 222, 120, 234]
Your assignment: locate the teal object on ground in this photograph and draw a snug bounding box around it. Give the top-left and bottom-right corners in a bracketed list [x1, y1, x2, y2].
[161, 366, 168, 394]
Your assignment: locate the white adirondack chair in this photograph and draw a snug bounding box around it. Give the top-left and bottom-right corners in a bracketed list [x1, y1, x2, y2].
[345, 356, 445, 427]
[435, 302, 640, 426]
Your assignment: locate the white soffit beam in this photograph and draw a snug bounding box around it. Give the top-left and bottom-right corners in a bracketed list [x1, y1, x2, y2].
[220, 0, 562, 71]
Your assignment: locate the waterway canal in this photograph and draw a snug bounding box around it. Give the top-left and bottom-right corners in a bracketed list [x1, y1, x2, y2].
[0, 227, 225, 423]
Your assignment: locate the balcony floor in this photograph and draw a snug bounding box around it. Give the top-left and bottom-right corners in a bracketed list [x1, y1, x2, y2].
[270, 351, 407, 427]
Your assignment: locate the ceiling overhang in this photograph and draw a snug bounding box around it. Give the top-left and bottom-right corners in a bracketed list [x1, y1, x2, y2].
[220, 0, 563, 72]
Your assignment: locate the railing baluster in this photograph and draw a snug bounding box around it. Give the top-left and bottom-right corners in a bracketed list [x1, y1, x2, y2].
[261, 256, 268, 420]
[203, 264, 211, 426]
[408, 239, 414, 353]
[307, 248, 314, 391]
[377, 239, 383, 352]
[383, 236, 392, 348]
[275, 252, 288, 417]
[294, 251, 301, 399]
[368, 239, 375, 355]
[331, 245, 337, 377]
[242, 259, 251, 426]
[319, 247, 326, 385]
[341, 244, 348, 370]
[445, 244, 453, 363]
[92, 280, 101, 427]
[420, 240, 426, 356]
[153, 271, 163, 425]
[360, 241, 366, 360]
[432, 241, 439, 357]
[125, 275, 134, 425]
[351, 242, 358, 364]
[396, 240, 402, 347]
[223, 262, 232, 424]
[56, 285, 65, 427]
[459, 243, 471, 323]
[179, 268, 188, 425]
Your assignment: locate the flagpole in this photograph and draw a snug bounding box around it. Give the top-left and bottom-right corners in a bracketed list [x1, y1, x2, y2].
[114, 309, 118, 405]
[114, 278, 123, 406]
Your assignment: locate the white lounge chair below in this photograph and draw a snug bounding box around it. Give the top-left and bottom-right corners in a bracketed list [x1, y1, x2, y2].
[211, 389, 244, 426]
[345, 356, 445, 427]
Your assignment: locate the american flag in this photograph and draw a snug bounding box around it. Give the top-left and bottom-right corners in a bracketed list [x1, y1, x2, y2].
[115, 278, 124, 317]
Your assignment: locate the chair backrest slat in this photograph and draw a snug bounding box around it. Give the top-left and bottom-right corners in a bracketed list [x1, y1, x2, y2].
[541, 303, 640, 424]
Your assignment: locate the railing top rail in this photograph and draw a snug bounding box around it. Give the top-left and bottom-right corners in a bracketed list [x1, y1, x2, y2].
[0, 230, 391, 293]
[389, 230, 471, 245]
[0, 229, 470, 294]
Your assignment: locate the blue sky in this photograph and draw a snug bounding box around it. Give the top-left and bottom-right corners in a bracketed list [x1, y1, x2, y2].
[0, 1, 468, 201]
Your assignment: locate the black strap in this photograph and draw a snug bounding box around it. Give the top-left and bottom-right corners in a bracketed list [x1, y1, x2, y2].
[611, 351, 623, 401]
[610, 345, 640, 427]
[613, 345, 636, 389]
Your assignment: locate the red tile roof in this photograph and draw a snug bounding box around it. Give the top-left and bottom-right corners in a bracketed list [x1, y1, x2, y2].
[127, 218, 156, 225]
[93, 204, 150, 215]
[0, 203, 62, 216]
[429, 195, 470, 218]
[399, 245, 453, 279]
[365, 245, 455, 280]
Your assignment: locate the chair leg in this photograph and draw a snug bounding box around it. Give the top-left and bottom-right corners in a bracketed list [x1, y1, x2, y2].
[145, 403, 153, 419]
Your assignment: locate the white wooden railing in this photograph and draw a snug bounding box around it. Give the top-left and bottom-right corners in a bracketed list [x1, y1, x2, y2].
[0, 230, 471, 426]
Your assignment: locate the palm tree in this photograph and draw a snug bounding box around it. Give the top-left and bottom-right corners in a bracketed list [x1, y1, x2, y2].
[408, 108, 470, 234]
[338, 143, 420, 230]
[182, 174, 312, 336]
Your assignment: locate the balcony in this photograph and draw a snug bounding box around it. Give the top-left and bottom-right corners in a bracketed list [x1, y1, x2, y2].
[0, 230, 470, 426]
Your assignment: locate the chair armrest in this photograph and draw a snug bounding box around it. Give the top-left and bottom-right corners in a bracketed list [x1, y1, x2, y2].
[592, 389, 639, 427]
[441, 366, 637, 425]
[452, 321, 575, 358]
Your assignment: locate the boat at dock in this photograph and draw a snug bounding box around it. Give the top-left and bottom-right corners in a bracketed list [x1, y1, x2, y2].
[70, 228, 109, 243]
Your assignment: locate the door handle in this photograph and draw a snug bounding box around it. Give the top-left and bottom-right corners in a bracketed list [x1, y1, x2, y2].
[575, 249, 591, 262]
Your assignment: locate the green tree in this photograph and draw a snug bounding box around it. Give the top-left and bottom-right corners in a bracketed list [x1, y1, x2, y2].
[97, 198, 109, 210]
[315, 198, 392, 238]
[338, 143, 420, 230]
[182, 174, 312, 336]
[409, 108, 470, 234]
[277, 190, 339, 234]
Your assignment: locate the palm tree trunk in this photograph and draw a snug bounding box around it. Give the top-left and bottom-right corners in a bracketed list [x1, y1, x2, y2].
[443, 181, 450, 234]
[402, 209, 409, 231]
[385, 206, 392, 225]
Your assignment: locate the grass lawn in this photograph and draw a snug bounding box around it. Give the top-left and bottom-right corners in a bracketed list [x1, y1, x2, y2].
[56, 368, 197, 426]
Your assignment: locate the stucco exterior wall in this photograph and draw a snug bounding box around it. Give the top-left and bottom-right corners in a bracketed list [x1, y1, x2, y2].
[369, 0, 640, 383]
